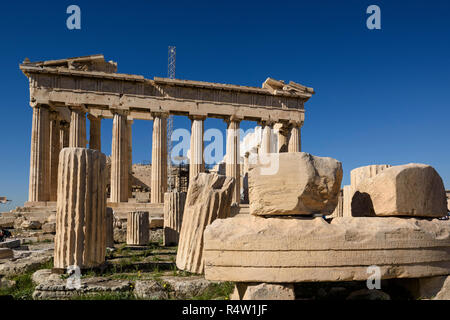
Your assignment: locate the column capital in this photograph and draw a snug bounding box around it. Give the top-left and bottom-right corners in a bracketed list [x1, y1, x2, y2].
[87, 114, 102, 121]
[151, 111, 169, 118]
[30, 103, 50, 110]
[224, 114, 243, 124]
[111, 108, 129, 117]
[289, 120, 303, 127]
[189, 114, 207, 121]
[258, 119, 275, 127]
[67, 104, 88, 113]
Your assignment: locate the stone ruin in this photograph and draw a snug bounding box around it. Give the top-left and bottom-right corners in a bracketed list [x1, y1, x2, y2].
[1, 54, 449, 300]
[203, 153, 450, 300]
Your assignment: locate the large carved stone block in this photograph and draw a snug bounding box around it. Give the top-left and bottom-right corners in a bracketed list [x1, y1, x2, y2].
[204, 215, 450, 283]
[163, 191, 186, 246]
[54, 148, 107, 269]
[249, 152, 343, 216]
[353, 164, 447, 217]
[176, 173, 234, 274]
[126, 211, 149, 246]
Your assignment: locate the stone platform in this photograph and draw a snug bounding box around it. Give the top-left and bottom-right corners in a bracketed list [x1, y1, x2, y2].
[204, 216, 450, 283]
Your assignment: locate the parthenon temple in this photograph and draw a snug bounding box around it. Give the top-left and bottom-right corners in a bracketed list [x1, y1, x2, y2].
[20, 54, 314, 210]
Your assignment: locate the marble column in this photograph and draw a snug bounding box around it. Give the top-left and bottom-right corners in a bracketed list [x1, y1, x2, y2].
[288, 121, 302, 152]
[28, 104, 51, 202]
[260, 121, 273, 154]
[49, 112, 61, 202]
[151, 113, 168, 204]
[225, 117, 241, 204]
[88, 114, 101, 151]
[69, 106, 87, 148]
[189, 115, 205, 180]
[59, 121, 70, 150]
[276, 122, 290, 153]
[110, 111, 129, 203]
[127, 119, 133, 199]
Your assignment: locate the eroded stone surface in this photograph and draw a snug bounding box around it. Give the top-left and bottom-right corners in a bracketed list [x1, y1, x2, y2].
[204, 215, 450, 283]
[354, 164, 447, 217]
[232, 283, 295, 300]
[176, 173, 234, 274]
[249, 152, 342, 216]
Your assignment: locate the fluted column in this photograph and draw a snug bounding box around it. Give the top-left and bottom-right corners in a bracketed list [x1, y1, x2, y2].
[54, 148, 107, 269]
[189, 115, 205, 180]
[28, 104, 51, 202]
[276, 122, 290, 153]
[59, 121, 70, 150]
[49, 112, 61, 202]
[288, 121, 302, 152]
[163, 191, 186, 246]
[225, 116, 241, 204]
[88, 114, 101, 151]
[127, 211, 149, 246]
[151, 113, 168, 204]
[259, 120, 273, 154]
[127, 119, 133, 198]
[110, 110, 129, 203]
[69, 106, 87, 148]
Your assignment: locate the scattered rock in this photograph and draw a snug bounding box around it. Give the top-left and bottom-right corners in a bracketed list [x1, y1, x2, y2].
[232, 283, 295, 300]
[21, 220, 42, 230]
[0, 248, 13, 259]
[42, 222, 56, 234]
[134, 280, 168, 300]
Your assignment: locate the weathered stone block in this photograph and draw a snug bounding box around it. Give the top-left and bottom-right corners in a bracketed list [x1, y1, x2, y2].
[54, 148, 107, 269]
[204, 215, 450, 283]
[231, 283, 295, 300]
[249, 152, 342, 216]
[0, 248, 13, 259]
[176, 173, 234, 274]
[354, 163, 447, 217]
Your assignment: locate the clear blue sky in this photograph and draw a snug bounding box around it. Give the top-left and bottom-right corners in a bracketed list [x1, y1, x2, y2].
[0, 1, 449, 210]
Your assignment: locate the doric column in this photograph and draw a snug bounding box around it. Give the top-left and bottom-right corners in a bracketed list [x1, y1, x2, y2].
[259, 120, 273, 154]
[288, 121, 302, 152]
[88, 114, 101, 151]
[126, 211, 150, 246]
[127, 119, 133, 198]
[151, 113, 168, 204]
[110, 110, 129, 203]
[28, 104, 51, 202]
[225, 116, 241, 204]
[69, 105, 87, 148]
[49, 112, 61, 202]
[275, 122, 290, 153]
[59, 121, 70, 150]
[189, 115, 205, 180]
[54, 148, 107, 269]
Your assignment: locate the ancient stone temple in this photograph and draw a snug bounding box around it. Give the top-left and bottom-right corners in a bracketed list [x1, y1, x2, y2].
[20, 54, 314, 211]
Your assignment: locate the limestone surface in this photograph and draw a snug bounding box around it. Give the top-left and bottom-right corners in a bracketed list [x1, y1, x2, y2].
[163, 191, 186, 246]
[126, 211, 149, 246]
[354, 163, 447, 217]
[231, 283, 295, 300]
[249, 152, 342, 216]
[204, 215, 450, 283]
[176, 173, 234, 274]
[54, 148, 107, 269]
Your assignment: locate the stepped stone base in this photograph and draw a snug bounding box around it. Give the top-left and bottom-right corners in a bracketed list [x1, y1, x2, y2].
[204, 216, 450, 283]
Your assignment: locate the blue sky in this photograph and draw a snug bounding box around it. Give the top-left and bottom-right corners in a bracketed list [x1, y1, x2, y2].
[0, 0, 449, 210]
